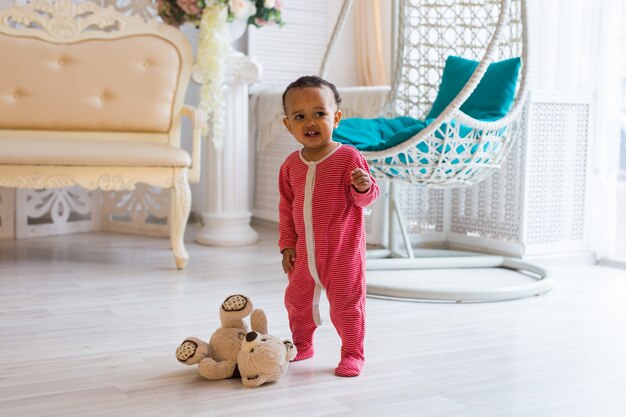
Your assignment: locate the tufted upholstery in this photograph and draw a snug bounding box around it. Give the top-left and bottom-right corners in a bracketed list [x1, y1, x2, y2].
[0, 34, 181, 133]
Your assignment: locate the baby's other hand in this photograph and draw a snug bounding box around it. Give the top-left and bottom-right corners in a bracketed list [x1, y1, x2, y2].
[351, 168, 371, 193]
[282, 248, 296, 274]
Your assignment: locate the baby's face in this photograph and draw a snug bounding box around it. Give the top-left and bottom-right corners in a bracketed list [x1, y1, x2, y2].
[282, 86, 341, 151]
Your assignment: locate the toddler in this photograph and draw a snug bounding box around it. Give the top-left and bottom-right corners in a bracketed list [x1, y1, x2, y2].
[278, 75, 379, 377]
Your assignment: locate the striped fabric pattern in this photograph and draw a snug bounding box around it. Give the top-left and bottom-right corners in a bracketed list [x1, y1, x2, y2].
[279, 144, 379, 370]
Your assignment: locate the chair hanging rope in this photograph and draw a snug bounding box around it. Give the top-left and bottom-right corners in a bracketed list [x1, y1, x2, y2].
[318, 0, 354, 79]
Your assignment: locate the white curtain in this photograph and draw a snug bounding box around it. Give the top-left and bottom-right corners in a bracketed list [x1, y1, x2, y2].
[355, 0, 389, 86]
[527, 0, 622, 259]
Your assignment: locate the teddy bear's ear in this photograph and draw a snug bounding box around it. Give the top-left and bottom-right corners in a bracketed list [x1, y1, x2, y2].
[284, 340, 297, 361]
[250, 309, 268, 334]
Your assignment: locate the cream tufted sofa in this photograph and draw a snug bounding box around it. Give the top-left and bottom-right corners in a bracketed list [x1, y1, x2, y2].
[0, 0, 202, 269]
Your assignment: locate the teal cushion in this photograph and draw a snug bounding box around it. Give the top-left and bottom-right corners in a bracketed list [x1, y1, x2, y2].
[333, 116, 506, 179]
[334, 116, 428, 152]
[426, 56, 521, 121]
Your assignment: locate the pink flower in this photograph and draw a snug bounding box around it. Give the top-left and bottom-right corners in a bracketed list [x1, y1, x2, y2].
[229, 0, 255, 18]
[254, 17, 268, 26]
[176, 0, 201, 16]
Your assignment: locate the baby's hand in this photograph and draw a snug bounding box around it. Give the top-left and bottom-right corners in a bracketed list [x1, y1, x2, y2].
[281, 248, 296, 274]
[351, 168, 371, 193]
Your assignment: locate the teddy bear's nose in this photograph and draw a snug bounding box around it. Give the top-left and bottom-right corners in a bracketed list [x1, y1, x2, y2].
[246, 331, 258, 342]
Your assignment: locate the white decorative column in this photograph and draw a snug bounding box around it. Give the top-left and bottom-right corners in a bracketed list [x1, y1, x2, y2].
[196, 53, 261, 246]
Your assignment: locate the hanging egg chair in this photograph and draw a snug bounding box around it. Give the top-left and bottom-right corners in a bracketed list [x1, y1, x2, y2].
[322, 0, 553, 302]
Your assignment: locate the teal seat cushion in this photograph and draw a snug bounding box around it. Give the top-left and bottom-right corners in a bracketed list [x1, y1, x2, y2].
[334, 116, 428, 152]
[333, 116, 505, 176]
[426, 56, 521, 121]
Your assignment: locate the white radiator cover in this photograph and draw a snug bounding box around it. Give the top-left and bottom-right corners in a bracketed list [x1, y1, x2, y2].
[444, 91, 593, 258]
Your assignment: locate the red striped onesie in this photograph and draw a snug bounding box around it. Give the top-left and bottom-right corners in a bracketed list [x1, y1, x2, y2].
[278, 143, 379, 368]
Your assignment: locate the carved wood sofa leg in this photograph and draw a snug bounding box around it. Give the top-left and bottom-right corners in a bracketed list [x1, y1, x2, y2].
[171, 169, 191, 270]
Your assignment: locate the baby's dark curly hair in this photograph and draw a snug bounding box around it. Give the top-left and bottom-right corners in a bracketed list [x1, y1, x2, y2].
[282, 75, 342, 114]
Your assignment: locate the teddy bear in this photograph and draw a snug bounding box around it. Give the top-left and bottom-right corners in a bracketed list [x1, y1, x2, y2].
[175, 294, 296, 387]
[175, 294, 258, 380]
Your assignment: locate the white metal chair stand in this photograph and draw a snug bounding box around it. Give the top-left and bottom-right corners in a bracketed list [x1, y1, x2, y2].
[365, 182, 553, 303]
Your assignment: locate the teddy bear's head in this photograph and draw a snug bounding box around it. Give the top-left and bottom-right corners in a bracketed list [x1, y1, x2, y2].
[236, 330, 297, 388]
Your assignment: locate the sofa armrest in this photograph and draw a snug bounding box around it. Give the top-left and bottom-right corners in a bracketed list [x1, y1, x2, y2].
[180, 105, 205, 183]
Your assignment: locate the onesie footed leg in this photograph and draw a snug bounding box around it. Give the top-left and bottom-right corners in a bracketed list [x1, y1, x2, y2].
[287, 313, 316, 361]
[335, 356, 364, 377]
[292, 344, 314, 361]
[291, 334, 315, 361]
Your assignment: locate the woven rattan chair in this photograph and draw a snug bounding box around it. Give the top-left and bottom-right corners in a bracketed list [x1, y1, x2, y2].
[321, 0, 553, 302]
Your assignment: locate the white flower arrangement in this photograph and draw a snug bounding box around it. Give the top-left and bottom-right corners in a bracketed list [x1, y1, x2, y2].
[157, 0, 284, 145]
[196, 3, 229, 147]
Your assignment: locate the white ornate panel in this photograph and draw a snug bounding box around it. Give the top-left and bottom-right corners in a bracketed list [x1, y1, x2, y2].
[0, 187, 15, 239]
[448, 106, 526, 246]
[15, 187, 99, 238]
[446, 92, 592, 257]
[397, 185, 446, 244]
[100, 184, 169, 237]
[523, 97, 590, 247]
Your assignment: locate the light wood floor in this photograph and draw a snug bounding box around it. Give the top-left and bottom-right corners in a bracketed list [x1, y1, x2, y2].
[1, 225, 626, 417]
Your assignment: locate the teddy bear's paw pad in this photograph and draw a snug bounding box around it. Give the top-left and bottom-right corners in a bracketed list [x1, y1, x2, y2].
[335, 356, 363, 377]
[222, 294, 249, 312]
[176, 340, 198, 362]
